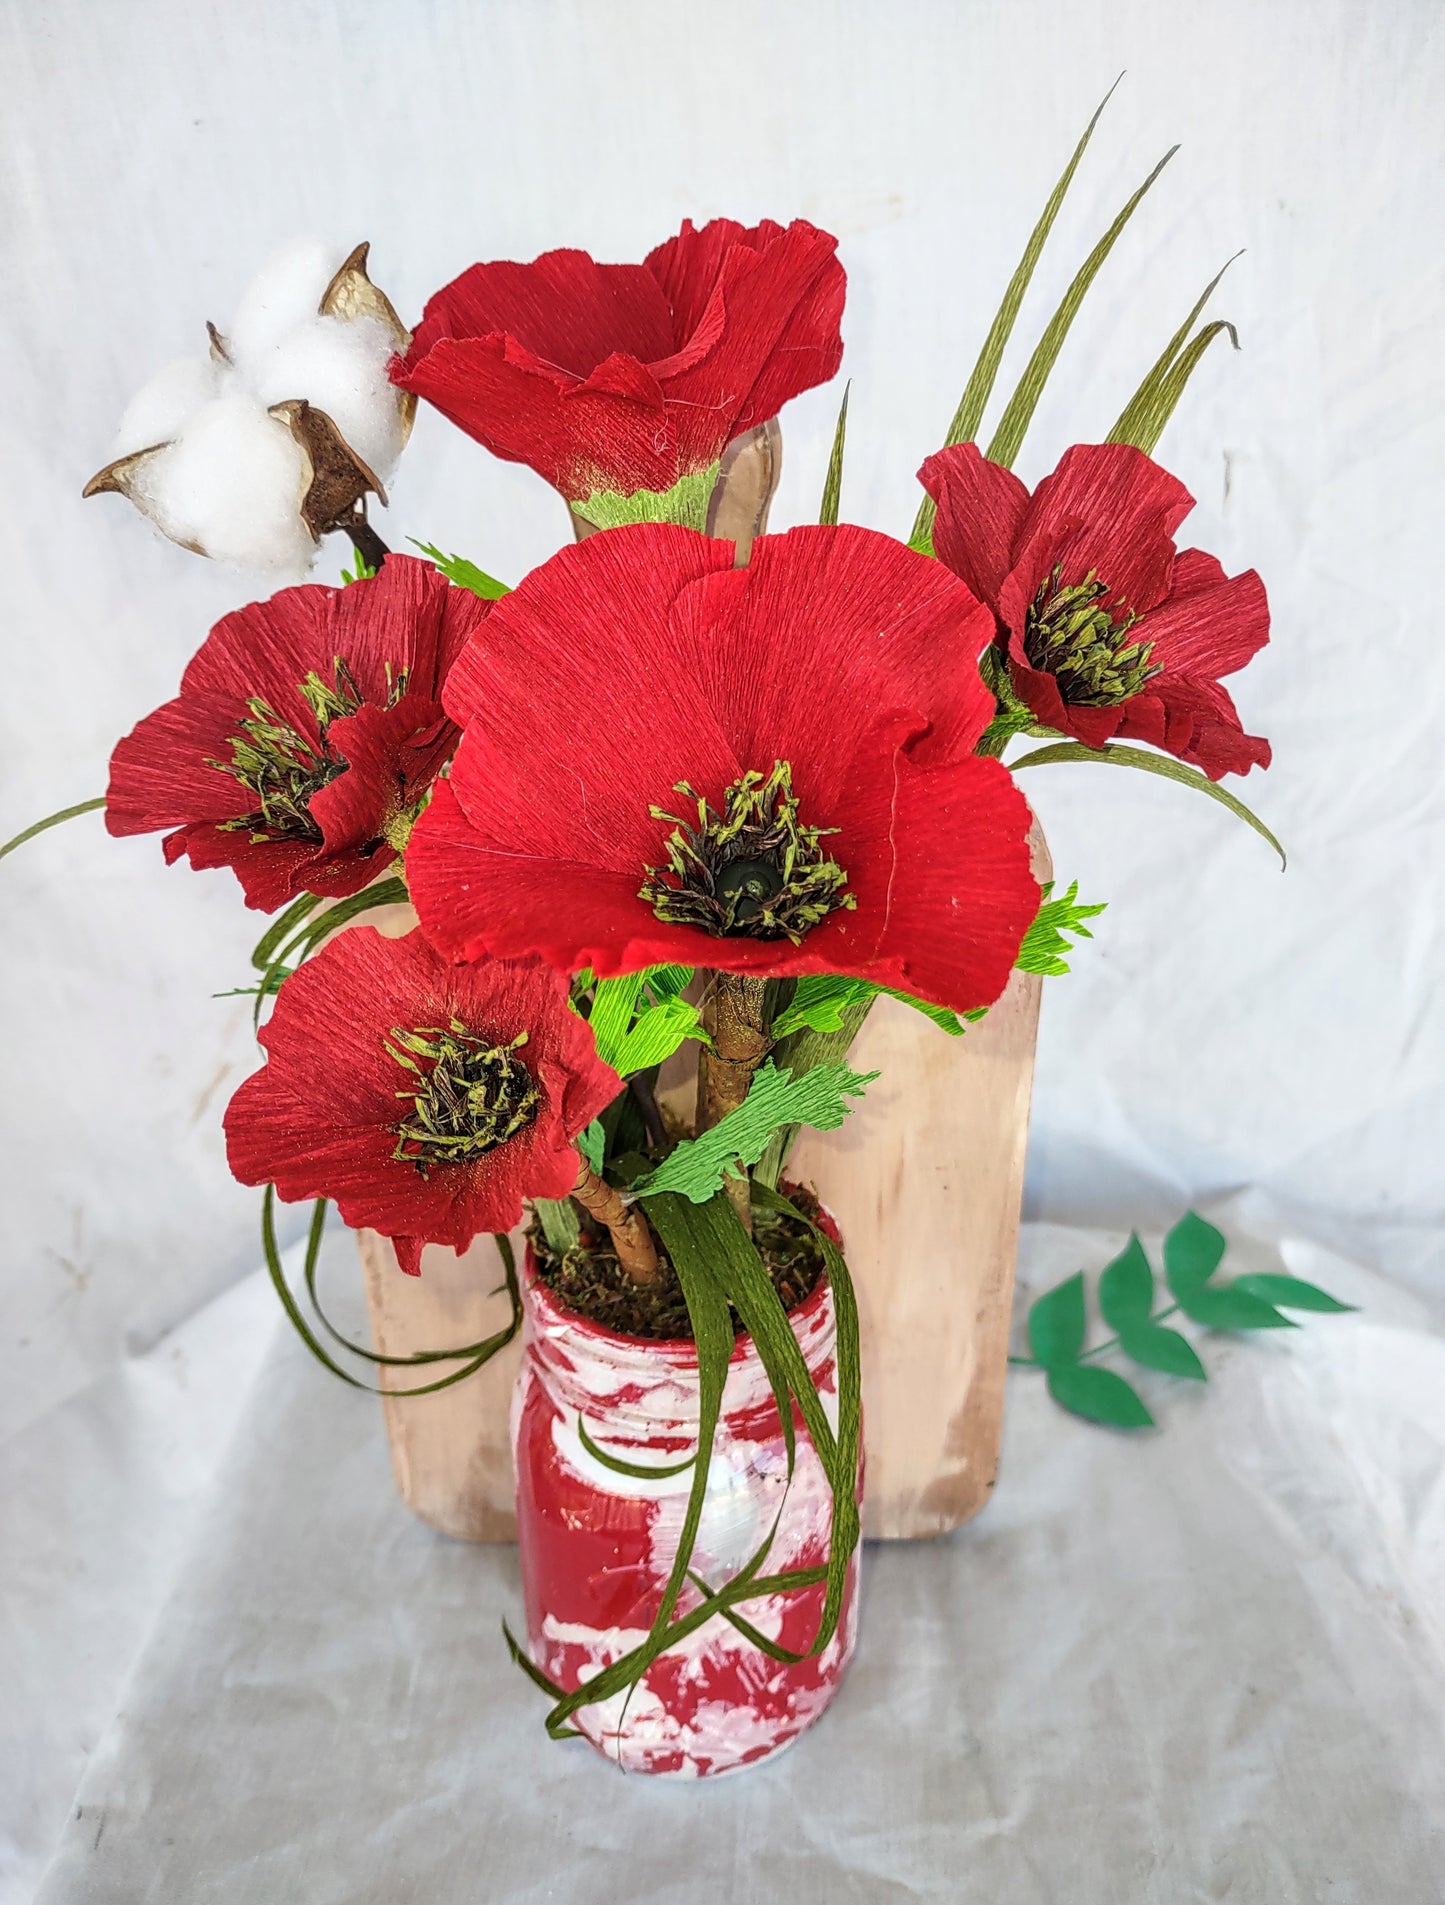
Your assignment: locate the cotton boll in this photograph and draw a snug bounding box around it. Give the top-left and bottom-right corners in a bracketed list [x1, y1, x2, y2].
[228, 238, 346, 363]
[129, 393, 315, 576]
[114, 355, 218, 454]
[244, 313, 407, 482]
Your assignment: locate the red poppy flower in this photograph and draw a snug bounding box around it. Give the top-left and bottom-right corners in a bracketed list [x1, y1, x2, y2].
[106, 556, 489, 911]
[393, 219, 844, 507]
[920, 442, 1271, 779]
[406, 522, 1040, 1017]
[224, 926, 620, 1274]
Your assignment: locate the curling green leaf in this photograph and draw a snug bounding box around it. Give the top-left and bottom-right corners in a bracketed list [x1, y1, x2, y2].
[1017, 879, 1106, 976]
[771, 975, 874, 1039]
[587, 967, 708, 1075]
[1107, 253, 1240, 448]
[909, 75, 1123, 550]
[1010, 740, 1286, 868]
[1232, 1273, 1355, 1314]
[986, 144, 1178, 472]
[1047, 1363, 1154, 1427]
[611, 995, 710, 1074]
[577, 1119, 605, 1174]
[576, 1412, 696, 1479]
[1028, 1270, 1087, 1367]
[635, 1060, 876, 1203]
[819, 381, 850, 526]
[0, 796, 106, 865]
[410, 539, 511, 598]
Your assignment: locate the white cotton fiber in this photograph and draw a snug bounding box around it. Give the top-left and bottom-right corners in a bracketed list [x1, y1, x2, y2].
[114, 356, 219, 455]
[244, 312, 406, 482]
[101, 238, 411, 575]
[127, 395, 315, 577]
[227, 238, 347, 363]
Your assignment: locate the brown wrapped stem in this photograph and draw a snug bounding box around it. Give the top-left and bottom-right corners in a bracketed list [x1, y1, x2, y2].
[695, 972, 771, 1231]
[571, 1161, 661, 1287]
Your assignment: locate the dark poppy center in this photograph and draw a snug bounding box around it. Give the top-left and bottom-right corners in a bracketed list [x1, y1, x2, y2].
[639, 760, 855, 944]
[1024, 563, 1158, 707]
[386, 1020, 540, 1176]
[208, 655, 409, 843]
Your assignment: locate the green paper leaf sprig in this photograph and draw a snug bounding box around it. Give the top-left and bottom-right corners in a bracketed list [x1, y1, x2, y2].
[1014, 1212, 1354, 1427]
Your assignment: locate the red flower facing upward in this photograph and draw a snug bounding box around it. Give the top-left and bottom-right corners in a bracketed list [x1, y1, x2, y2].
[921, 442, 1271, 779]
[106, 556, 489, 910]
[224, 927, 620, 1274]
[407, 522, 1041, 1017]
[393, 219, 845, 507]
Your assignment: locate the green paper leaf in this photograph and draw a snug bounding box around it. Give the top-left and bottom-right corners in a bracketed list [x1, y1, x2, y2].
[611, 995, 710, 1075]
[819, 381, 850, 527]
[1163, 1211, 1228, 1301]
[1117, 1321, 1207, 1380]
[634, 1059, 877, 1204]
[1010, 740, 1286, 867]
[1181, 1287, 1295, 1331]
[1046, 1362, 1153, 1427]
[577, 1120, 604, 1174]
[1016, 879, 1106, 977]
[1232, 1273, 1356, 1314]
[986, 144, 1178, 471]
[586, 967, 707, 1075]
[771, 974, 874, 1039]
[1098, 1234, 1154, 1329]
[0, 795, 106, 865]
[1028, 1270, 1086, 1367]
[908, 74, 1122, 549]
[409, 540, 510, 598]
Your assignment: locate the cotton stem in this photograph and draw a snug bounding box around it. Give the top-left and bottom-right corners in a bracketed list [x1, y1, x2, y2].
[571, 1159, 661, 1287]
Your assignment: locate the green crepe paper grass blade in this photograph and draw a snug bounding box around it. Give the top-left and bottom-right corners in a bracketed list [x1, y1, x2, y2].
[1016, 879, 1106, 976]
[1046, 1362, 1154, 1427]
[1112, 319, 1239, 459]
[1107, 253, 1240, 449]
[250, 877, 411, 1028]
[1011, 740, 1286, 868]
[820, 381, 850, 527]
[576, 1413, 697, 1479]
[262, 1187, 522, 1391]
[1232, 1273, 1356, 1313]
[1098, 1233, 1155, 1330]
[985, 144, 1179, 473]
[300, 1198, 524, 1369]
[1028, 1269, 1087, 1366]
[533, 1196, 582, 1254]
[250, 892, 326, 972]
[1116, 1321, 1207, 1380]
[1162, 1210, 1227, 1300]
[909, 75, 1123, 552]
[634, 1059, 877, 1203]
[0, 796, 105, 865]
[501, 1621, 584, 1736]
[410, 540, 510, 598]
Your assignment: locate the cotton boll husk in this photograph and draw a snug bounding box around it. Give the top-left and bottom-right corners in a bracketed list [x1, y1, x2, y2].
[128, 393, 315, 576]
[114, 355, 218, 455]
[228, 238, 346, 364]
[245, 313, 407, 481]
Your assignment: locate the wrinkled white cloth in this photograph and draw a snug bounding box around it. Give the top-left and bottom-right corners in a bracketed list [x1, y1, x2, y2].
[5, 1222, 1443, 1904]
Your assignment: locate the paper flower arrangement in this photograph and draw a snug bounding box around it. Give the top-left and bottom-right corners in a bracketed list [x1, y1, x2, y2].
[9, 96, 1291, 1776]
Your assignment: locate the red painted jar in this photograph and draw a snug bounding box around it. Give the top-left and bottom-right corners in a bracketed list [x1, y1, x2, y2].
[511, 1238, 861, 1778]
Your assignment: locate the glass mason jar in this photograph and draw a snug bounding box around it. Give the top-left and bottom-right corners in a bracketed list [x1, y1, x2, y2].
[511, 1236, 861, 1778]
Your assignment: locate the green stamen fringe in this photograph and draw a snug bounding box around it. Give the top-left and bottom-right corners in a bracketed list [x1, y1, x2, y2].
[387, 1021, 540, 1175]
[640, 761, 854, 945]
[1024, 565, 1158, 707]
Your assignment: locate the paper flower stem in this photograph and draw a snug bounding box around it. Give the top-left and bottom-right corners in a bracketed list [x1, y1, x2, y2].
[695, 972, 771, 1232]
[571, 1157, 662, 1287]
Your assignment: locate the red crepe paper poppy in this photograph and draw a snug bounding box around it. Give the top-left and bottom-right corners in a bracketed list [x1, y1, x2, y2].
[921, 442, 1271, 779]
[407, 522, 1040, 1016]
[393, 219, 845, 504]
[224, 927, 620, 1275]
[106, 556, 489, 911]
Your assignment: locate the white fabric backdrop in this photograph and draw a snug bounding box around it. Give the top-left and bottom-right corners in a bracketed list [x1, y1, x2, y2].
[2, 3, 1442, 1432]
